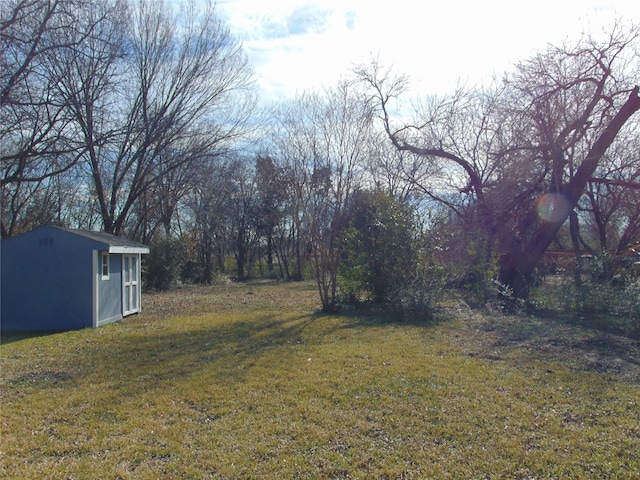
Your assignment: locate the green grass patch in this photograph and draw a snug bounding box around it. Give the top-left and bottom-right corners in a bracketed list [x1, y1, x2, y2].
[1, 281, 639, 478]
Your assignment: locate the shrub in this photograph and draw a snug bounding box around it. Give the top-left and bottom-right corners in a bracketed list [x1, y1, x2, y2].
[532, 263, 640, 337]
[180, 260, 206, 285]
[338, 190, 420, 304]
[577, 277, 640, 330]
[337, 226, 367, 304]
[143, 237, 188, 290]
[388, 264, 447, 322]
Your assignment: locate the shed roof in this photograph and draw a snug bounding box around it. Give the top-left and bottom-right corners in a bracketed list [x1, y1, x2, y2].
[13, 226, 150, 254]
[53, 226, 150, 254]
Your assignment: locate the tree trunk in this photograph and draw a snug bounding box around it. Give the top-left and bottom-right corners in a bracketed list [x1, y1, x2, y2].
[498, 86, 640, 298]
[236, 245, 245, 279]
[266, 234, 274, 273]
[569, 210, 584, 289]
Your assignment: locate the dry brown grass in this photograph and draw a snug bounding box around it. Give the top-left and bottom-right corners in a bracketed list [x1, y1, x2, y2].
[1, 280, 639, 479]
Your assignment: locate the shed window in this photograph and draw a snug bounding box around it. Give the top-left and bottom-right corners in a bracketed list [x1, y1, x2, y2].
[101, 252, 109, 280]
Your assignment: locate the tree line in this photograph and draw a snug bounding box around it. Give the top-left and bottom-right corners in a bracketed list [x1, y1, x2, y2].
[2, 0, 640, 315]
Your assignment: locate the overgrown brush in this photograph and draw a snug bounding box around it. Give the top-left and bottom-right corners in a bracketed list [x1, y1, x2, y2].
[531, 266, 640, 337]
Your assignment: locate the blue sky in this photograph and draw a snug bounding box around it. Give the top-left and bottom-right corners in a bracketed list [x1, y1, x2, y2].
[215, 0, 640, 101]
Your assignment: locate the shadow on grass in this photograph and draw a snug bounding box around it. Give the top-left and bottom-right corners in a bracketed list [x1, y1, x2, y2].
[0, 311, 309, 387]
[325, 301, 447, 330]
[5, 285, 638, 396]
[1, 330, 63, 345]
[45, 312, 329, 399]
[4, 299, 449, 399]
[473, 308, 640, 382]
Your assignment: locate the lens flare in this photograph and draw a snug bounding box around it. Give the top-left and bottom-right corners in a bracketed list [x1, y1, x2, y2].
[537, 193, 570, 222]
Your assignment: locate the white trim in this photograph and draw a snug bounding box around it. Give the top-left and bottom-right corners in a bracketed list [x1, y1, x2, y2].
[101, 251, 110, 280]
[92, 251, 99, 328]
[122, 254, 141, 316]
[109, 246, 149, 254]
[137, 253, 143, 312]
[122, 255, 130, 316]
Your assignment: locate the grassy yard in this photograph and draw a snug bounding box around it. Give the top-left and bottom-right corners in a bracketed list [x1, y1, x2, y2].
[1, 281, 639, 479]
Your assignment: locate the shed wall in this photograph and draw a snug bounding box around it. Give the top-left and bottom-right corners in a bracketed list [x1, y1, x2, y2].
[1, 228, 95, 330]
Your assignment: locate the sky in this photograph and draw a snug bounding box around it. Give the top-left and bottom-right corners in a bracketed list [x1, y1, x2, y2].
[214, 0, 640, 102]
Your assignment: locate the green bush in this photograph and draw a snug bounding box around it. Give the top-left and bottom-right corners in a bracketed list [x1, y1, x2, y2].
[577, 279, 640, 328]
[337, 191, 453, 320]
[180, 260, 206, 285]
[143, 237, 188, 290]
[337, 226, 367, 304]
[579, 254, 640, 327]
[454, 239, 499, 307]
[338, 190, 420, 304]
[388, 264, 447, 321]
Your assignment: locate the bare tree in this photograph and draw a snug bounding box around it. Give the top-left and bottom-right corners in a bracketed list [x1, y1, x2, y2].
[255, 155, 287, 276]
[1, 0, 115, 180]
[0, 165, 95, 237]
[580, 125, 640, 254]
[358, 23, 640, 299]
[186, 156, 242, 283]
[2, 0, 61, 106]
[227, 159, 261, 279]
[270, 99, 317, 282]
[1, 0, 116, 237]
[57, 0, 255, 234]
[271, 81, 375, 311]
[365, 136, 429, 202]
[495, 26, 640, 297]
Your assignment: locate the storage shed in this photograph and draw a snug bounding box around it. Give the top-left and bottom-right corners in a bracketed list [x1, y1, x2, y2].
[1, 225, 150, 331]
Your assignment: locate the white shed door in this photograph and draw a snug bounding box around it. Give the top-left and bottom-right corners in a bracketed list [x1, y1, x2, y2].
[122, 254, 140, 315]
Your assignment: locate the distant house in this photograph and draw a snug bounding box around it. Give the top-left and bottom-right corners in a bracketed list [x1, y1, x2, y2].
[1, 226, 150, 331]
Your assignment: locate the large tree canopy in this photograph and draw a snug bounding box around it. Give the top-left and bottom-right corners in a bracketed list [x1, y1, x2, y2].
[1, 0, 255, 237]
[357, 23, 640, 298]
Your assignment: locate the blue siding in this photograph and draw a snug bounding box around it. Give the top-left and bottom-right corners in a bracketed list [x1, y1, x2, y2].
[0, 226, 137, 331]
[1, 228, 93, 329]
[1, 226, 147, 331]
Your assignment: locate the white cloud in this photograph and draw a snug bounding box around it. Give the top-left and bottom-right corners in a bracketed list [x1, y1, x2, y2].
[217, 0, 640, 101]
